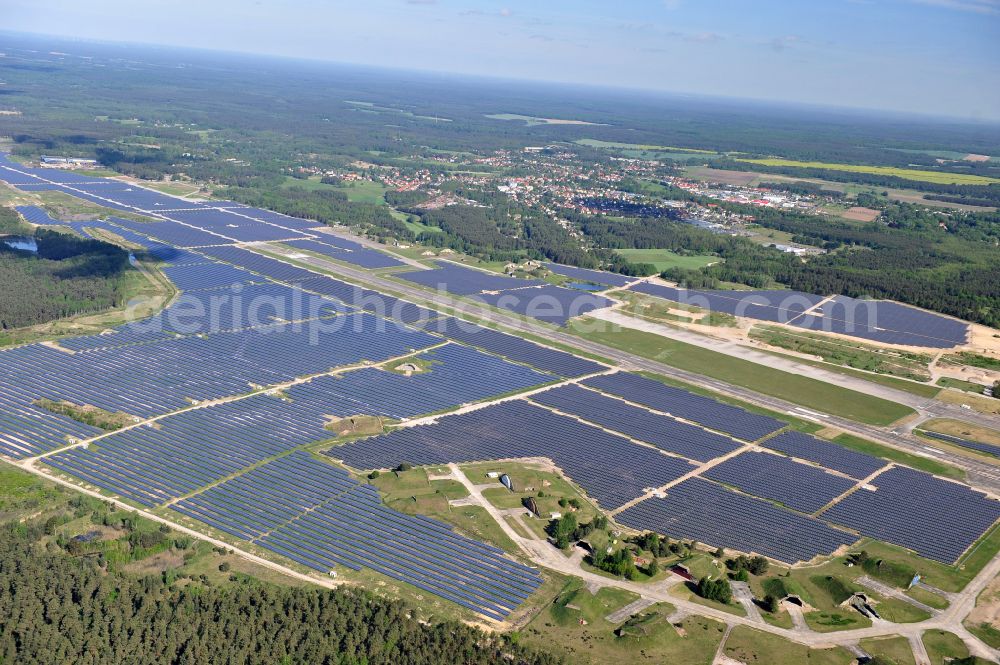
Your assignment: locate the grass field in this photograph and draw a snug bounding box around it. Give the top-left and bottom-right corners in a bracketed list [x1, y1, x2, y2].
[750, 325, 933, 383]
[830, 433, 964, 481]
[613, 248, 719, 272]
[937, 376, 990, 394]
[735, 158, 1000, 185]
[920, 418, 1000, 447]
[921, 630, 969, 664]
[723, 626, 853, 665]
[859, 636, 916, 665]
[521, 581, 725, 665]
[568, 319, 915, 426]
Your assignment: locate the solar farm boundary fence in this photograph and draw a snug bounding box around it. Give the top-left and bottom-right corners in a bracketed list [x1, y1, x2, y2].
[27, 341, 450, 466]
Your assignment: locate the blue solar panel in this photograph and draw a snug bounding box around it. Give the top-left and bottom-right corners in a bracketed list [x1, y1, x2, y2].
[821, 466, 1000, 564]
[530, 384, 741, 462]
[545, 263, 634, 288]
[284, 238, 405, 269]
[918, 430, 1000, 458]
[424, 317, 606, 377]
[761, 431, 885, 480]
[171, 452, 542, 620]
[583, 373, 785, 442]
[629, 283, 823, 324]
[477, 286, 613, 326]
[617, 479, 857, 564]
[791, 296, 969, 348]
[286, 343, 551, 419]
[396, 262, 546, 295]
[627, 281, 968, 349]
[332, 400, 696, 510]
[704, 451, 857, 514]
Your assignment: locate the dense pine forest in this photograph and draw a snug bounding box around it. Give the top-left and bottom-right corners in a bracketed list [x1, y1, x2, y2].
[0, 467, 559, 665]
[0, 219, 136, 330]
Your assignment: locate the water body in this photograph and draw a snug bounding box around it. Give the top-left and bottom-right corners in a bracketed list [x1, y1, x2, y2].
[1, 235, 38, 253]
[565, 282, 605, 292]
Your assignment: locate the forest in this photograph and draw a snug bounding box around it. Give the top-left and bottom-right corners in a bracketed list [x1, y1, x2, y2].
[0, 223, 135, 330]
[0, 469, 560, 665]
[0, 33, 997, 326]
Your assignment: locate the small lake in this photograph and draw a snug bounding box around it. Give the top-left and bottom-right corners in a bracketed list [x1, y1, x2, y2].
[1, 236, 38, 253]
[565, 281, 605, 292]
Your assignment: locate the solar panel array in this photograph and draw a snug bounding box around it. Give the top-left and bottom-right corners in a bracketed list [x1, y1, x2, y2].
[761, 431, 886, 480]
[424, 317, 606, 377]
[544, 263, 634, 288]
[617, 479, 857, 564]
[395, 262, 613, 325]
[477, 286, 614, 326]
[583, 373, 785, 442]
[918, 430, 1000, 458]
[284, 237, 405, 269]
[14, 205, 62, 225]
[159, 262, 264, 291]
[285, 343, 552, 419]
[0, 316, 439, 456]
[45, 394, 336, 506]
[529, 384, 741, 462]
[704, 451, 857, 514]
[0, 154, 405, 266]
[196, 245, 437, 325]
[629, 283, 823, 324]
[627, 280, 968, 349]
[172, 452, 542, 620]
[396, 262, 546, 295]
[821, 466, 1000, 564]
[790, 296, 969, 348]
[332, 400, 695, 510]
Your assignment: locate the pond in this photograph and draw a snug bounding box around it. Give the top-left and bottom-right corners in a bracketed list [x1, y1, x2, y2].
[1, 235, 38, 253]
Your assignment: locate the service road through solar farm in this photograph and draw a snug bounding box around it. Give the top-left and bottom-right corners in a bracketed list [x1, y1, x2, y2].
[2, 157, 1000, 656]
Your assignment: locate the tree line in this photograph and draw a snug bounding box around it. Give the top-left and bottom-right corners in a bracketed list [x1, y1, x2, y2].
[0, 513, 561, 665]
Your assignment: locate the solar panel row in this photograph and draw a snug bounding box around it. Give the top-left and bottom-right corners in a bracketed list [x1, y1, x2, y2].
[821, 466, 1000, 564]
[761, 431, 886, 480]
[45, 394, 335, 506]
[422, 317, 606, 378]
[616, 478, 858, 564]
[582, 372, 786, 442]
[918, 430, 1000, 458]
[529, 384, 741, 462]
[544, 263, 634, 288]
[285, 343, 552, 420]
[704, 450, 857, 514]
[332, 400, 696, 510]
[174, 452, 542, 620]
[628, 281, 969, 349]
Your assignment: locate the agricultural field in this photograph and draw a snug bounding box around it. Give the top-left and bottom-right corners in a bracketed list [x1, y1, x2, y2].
[613, 248, 719, 272]
[735, 157, 1000, 185]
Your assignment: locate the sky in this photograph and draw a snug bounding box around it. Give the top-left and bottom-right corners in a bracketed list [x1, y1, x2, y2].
[4, 0, 999, 121]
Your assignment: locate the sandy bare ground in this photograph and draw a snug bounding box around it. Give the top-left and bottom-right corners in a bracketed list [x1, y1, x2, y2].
[966, 573, 1000, 634]
[841, 206, 880, 222]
